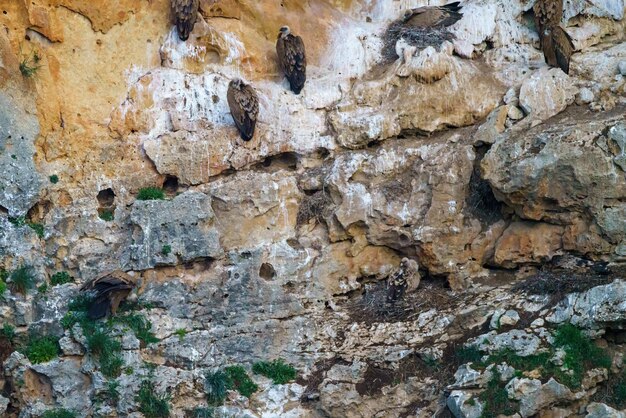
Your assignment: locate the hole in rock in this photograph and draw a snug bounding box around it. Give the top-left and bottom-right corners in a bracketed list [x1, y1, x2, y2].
[96, 188, 116, 220]
[97, 188, 115, 207]
[259, 263, 276, 280]
[163, 175, 179, 195]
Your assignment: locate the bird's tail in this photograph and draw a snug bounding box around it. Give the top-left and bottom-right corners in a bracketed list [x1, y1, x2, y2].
[551, 26, 575, 74]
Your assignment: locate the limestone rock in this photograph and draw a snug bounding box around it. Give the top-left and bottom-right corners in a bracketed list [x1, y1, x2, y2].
[329, 49, 504, 149]
[519, 68, 577, 124]
[447, 390, 483, 418]
[482, 106, 626, 258]
[494, 222, 564, 268]
[547, 280, 626, 329]
[586, 402, 626, 418]
[31, 358, 93, 412]
[0, 90, 43, 217]
[469, 330, 542, 357]
[129, 191, 222, 269]
[506, 378, 575, 417]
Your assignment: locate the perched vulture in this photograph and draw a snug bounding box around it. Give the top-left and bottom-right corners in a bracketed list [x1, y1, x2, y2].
[80, 271, 135, 320]
[276, 26, 307, 94]
[402, 2, 463, 29]
[171, 0, 199, 41]
[533, 0, 574, 74]
[386, 258, 420, 303]
[227, 78, 259, 141]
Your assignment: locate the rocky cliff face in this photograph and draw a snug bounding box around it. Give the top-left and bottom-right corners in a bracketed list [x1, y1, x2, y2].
[0, 0, 625, 417]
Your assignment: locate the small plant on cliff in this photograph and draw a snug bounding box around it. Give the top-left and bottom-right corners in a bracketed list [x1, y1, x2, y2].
[0, 277, 6, 298]
[1, 323, 16, 342]
[49, 174, 59, 184]
[479, 368, 518, 418]
[19, 49, 41, 78]
[8, 216, 44, 237]
[552, 323, 611, 388]
[28, 222, 45, 238]
[9, 265, 36, 294]
[192, 407, 215, 418]
[8, 216, 26, 227]
[205, 370, 232, 405]
[24, 335, 60, 364]
[161, 244, 172, 256]
[87, 328, 123, 378]
[174, 328, 187, 341]
[252, 359, 297, 384]
[137, 187, 165, 201]
[99, 210, 114, 222]
[136, 379, 171, 418]
[50, 271, 73, 286]
[41, 409, 77, 418]
[224, 365, 258, 398]
[112, 313, 159, 347]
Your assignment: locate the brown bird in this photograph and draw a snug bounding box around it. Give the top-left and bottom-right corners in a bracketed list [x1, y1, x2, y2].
[276, 26, 307, 94]
[533, 0, 574, 73]
[80, 270, 135, 320]
[402, 2, 463, 29]
[227, 78, 259, 141]
[171, 0, 199, 41]
[386, 258, 420, 303]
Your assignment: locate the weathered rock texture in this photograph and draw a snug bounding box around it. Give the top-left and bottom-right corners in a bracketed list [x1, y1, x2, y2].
[0, 0, 625, 416]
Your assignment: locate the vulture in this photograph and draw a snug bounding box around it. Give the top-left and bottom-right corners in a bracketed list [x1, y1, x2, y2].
[533, 0, 574, 74]
[386, 258, 420, 303]
[227, 78, 259, 141]
[276, 26, 307, 94]
[171, 0, 199, 41]
[402, 2, 463, 29]
[80, 270, 135, 320]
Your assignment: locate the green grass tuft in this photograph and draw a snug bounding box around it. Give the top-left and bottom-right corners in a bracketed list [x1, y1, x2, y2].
[252, 359, 297, 384]
[50, 271, 73, 286]
[0, 279, 6, 296]
[49, 174, 59, 184]
[161, 244, 172, 256]
[479, 368, 518, 418]
[99, 210, 114, 222]
[455, 345, 484, 365]
[87, 328, 123, 378]
[552, 323, 612, 388]
[24, 335, 59, 364]
[174, 328, 187, 341]
[10, 217, 45, 237]
[1, 323, 16, 341]
[136, 380, 171, 418]
[192, 407, 215, 418]
[41, 409, 76, 418]
[224, 365, 258, 398]
[112, 313, 159, 346]
[8, 216, 26, 227]
[10, 265, 36, 294]
[37, 283, 48, 294]
[137, 187, 165, 201]
[205, 370, 232, 405]
[28, 222, 44, 238]
[19, 50, 41, 78]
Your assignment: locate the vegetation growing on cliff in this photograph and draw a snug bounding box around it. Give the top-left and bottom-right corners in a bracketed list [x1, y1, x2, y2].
[137, 379, 171, 418]
[9, 265, 36, 294]
[137, 187, 165, 201]
[50, 271, 73, 286]
[253, 359, 297, 384]
[24, 335, 60, 364]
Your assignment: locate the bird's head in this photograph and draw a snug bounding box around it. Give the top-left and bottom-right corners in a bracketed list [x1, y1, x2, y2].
[231, 78, 244, 90]
[402, 10, 413, 22]
[279, 26, 291, 38]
